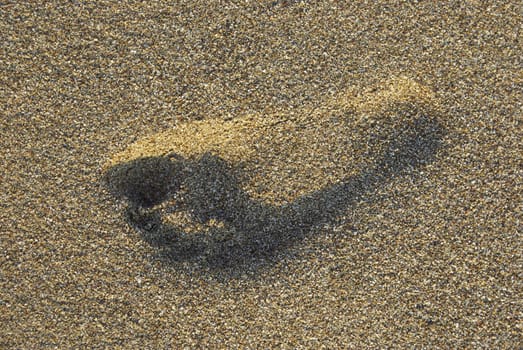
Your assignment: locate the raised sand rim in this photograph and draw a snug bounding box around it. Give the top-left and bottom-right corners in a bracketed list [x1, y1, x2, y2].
[105, 77, 441, 205]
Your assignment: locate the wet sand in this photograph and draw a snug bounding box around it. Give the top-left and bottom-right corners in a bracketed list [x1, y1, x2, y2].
[1, 1, 521, 348]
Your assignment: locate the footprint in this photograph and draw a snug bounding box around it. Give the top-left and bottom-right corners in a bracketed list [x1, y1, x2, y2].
[103, 77, 445, 269]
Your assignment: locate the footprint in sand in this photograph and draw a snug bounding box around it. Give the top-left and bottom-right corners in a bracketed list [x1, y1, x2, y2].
[103, 77, 445, 268]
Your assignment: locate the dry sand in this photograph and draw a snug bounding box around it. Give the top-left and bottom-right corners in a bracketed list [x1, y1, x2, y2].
[1, 1, 521, 348]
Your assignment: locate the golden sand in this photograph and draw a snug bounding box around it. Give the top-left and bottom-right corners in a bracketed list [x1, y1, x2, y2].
[106, 77, 440, 204]
[2, 1, 521, 348]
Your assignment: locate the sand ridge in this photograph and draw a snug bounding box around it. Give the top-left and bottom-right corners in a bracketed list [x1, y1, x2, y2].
[105, 76, 442, 205]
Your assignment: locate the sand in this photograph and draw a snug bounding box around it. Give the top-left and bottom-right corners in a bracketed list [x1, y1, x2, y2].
[1, 1, 521, 348]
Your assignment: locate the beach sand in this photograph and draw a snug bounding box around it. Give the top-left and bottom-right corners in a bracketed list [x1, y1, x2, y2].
[1, 1, 521, 348]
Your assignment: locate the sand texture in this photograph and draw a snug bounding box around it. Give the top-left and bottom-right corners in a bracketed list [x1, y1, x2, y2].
[1, 1, 522, 348]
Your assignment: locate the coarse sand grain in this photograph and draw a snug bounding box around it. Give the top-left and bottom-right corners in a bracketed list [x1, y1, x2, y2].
[1, 1, 521, 348]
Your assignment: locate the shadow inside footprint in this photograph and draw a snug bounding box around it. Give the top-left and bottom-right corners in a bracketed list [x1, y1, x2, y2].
[104, 155, 185, 208]
[103, 110, 446, 277]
